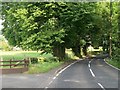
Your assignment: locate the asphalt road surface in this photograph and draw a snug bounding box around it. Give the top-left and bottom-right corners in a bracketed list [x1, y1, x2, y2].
[46, 57, 119, 90]
[2, 55, 119, 90]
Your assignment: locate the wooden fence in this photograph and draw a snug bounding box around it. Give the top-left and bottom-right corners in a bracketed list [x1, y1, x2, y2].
[0, 59, 29, 68]
[0, 59, 29, 74]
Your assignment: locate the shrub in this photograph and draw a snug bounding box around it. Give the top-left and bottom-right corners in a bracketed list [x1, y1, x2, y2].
[30, 58, 38, 64]
[112, 47, 120, 62]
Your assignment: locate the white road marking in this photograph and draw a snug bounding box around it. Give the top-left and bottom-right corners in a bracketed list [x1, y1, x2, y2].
[64, 80, 80, 83]
[89, 61, 91, 63]
[48, 81, 53, 85]
[89, 68, 95, 77]
[88, 64, 90, 68]
[44, 60, 80, 89]
[56, 73, 59, 77]
[58, 60, 79, 74]
[98, 83, 106, 90]
[53, 77, 56, 80]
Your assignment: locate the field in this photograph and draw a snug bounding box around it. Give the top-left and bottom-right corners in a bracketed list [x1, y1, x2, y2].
[1, 49, 99, 73]
[0, 51, 65, 74]
[0, 51, 41, 60]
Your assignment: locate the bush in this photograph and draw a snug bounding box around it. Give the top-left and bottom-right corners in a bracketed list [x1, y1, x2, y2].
[48, 57, 59, 62]
[112, 47, 120, 62]
[30, 58, 38, 64]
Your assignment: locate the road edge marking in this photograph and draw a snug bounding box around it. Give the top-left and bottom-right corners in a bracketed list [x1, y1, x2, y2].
[57, 60, 79, 74]
[55, 59, 83, 74]
[104, 59, 120, 71]
[44, 59, 81, 89]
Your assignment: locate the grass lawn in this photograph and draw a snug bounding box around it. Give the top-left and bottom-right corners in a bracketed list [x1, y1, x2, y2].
[0, 50, 78, 74]
[0, 51, 65, 74]
[0, 51, 42, 60]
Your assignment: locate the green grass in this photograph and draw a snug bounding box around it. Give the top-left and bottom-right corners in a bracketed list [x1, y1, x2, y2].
[106, 59, 120, 69]
[0, 51, 41, 60]
[26, 61, 63, 74]
[0, 50, 75, 74]
[0, 51, 63, 74]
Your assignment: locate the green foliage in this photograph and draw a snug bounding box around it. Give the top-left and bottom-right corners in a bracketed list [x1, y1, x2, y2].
[1, 2, 95, 57]
[107, 56, 120, 69]
[0, 36, 11, 51]
[30, 58, 38, 64]
[112, 47, 120, 62]
[1, 2, 119, 59]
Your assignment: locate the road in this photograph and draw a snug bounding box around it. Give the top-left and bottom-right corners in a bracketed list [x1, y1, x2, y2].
[1, 55, 119, 90]
[46, 57, 119, 90]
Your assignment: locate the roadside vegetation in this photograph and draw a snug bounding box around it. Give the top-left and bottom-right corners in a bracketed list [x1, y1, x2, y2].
[106, 49, 120, 69]
[1, 2, 120, 73]
[0, 51, 41, 60]
[0, 49, 78, 74]
[0, 35, 11, 51]
[107, 59, 120, 69]
[27, 61, 63, 74]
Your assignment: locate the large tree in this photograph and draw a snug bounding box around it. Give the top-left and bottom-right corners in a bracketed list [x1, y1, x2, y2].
[2, 2, 119, 59]
[2, 2, 98, 58]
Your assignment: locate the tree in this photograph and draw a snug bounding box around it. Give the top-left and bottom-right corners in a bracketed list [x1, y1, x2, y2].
[2, 2, 98, 58]
[2, 2, 67, 59]
[60, 3, 97, 57]
[2, 2, 119, 59]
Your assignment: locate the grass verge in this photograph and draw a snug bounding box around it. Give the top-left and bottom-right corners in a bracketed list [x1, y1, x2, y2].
[0, 50, 76, 74]
[26, 61, 63, 74]
[106, 59, 120, 69]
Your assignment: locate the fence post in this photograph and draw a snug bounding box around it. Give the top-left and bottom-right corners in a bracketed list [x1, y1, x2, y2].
[10, 59, 11, 68]
[27, 59, 29, 67]
[24, 59, 26, 68]
[28, 57, 31, 65]
[24, 58, 29, 68]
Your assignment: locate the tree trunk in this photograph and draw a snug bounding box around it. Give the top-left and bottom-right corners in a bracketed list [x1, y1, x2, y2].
[83, 45, 87, 56]
[52, 43, 65, 60]
[83, 42, 91, 56]
[72, 45, 82, 58]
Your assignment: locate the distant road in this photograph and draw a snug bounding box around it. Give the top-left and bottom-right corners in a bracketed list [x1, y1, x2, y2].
[46, 57, 119, 90]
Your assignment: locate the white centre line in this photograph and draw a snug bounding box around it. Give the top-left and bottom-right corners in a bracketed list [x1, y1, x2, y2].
[89, 61, 91, 63]
[98, 83, 106, 90]
[88, 64, 90, 68]
[88, 59, 105, 90]
[89, 68, 95, 77]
